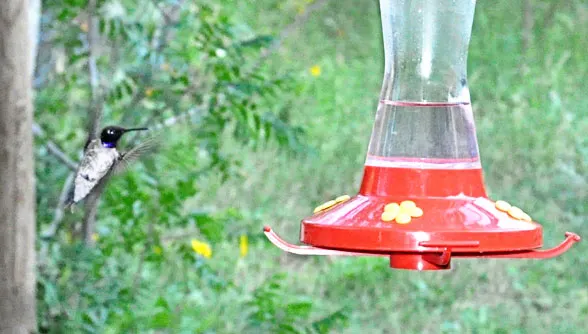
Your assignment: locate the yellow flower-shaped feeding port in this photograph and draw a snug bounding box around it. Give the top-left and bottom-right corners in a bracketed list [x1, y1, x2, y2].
[495, 200, 532, 222]
[313, 195, 351, 214]
[381, 200, 423, 224]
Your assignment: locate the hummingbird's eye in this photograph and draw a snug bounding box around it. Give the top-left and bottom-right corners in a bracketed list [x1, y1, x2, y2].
[100, 127, 123, 145]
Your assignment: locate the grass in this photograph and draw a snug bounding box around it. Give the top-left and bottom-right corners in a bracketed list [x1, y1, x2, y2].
[191, 0, 587, 332]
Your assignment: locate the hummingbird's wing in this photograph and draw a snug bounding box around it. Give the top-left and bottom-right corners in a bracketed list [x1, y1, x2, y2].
[112, 135, 158, 175]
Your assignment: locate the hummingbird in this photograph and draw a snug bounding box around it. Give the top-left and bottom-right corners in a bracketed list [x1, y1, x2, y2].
[66, 125, 153, 208]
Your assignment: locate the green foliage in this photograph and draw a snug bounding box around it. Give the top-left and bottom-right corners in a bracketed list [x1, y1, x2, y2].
[245, 273, 349, 333]
[35, 0, 588, 333]
[200, 0, 588, 333]
[35, 0, 309, 332]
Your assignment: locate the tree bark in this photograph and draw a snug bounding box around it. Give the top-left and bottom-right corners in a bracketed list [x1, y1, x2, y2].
[0, 0, 37, 332]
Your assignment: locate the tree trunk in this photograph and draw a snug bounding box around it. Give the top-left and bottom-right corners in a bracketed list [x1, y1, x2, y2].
[0, 0, 37, 332]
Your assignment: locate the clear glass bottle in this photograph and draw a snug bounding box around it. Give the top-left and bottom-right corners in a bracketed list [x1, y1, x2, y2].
[366, 0, 480, 170]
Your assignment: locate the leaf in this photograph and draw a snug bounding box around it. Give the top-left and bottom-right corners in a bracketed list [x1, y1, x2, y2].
[237, 35, 275, 49]
[311, 307, 350, 334]
[154, 296, 170, 310]
[285, 301, 313, 318]
[191, 212, 224, 243]
[150, 311, 172, 329]
[277, 323, 302, 334]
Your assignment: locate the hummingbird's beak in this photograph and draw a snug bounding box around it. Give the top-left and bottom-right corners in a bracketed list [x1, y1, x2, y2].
[124, 127, 148, 133]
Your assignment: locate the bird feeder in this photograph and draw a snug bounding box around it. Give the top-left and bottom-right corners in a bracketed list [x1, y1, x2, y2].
[264, 0, 580, 270]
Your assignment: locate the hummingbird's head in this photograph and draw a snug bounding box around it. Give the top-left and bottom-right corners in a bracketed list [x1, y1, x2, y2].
[100, 126, 148, 148]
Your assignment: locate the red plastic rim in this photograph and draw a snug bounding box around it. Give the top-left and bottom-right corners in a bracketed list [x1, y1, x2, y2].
[301, 195, 543, 253]
[301, 165, 542, 253]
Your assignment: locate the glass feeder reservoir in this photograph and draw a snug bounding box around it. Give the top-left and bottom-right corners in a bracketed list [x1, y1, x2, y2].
[264, 0, 580, 270]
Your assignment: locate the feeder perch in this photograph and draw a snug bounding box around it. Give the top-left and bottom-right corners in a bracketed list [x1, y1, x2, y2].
[264, 0, 580, 270]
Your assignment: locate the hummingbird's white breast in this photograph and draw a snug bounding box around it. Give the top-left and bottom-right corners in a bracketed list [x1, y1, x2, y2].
[72, 139, 120, 203]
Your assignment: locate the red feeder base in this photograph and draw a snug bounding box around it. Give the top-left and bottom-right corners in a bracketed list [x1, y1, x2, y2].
[264, 165, 581, 270]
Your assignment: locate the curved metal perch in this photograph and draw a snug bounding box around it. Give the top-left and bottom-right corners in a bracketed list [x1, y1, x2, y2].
[264, 226, 581, 261]
[471, 232, 581, 259]
[263, 226, 385, 257]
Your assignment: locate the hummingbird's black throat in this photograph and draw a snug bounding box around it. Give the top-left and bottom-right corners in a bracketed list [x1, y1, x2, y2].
[100, 126, 148, 148]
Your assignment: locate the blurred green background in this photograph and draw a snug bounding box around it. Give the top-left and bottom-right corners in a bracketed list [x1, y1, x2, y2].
[35, 0, 587, 333]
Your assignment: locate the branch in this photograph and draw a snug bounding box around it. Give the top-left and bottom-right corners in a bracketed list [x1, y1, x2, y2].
[86, 0, 103, 143]
[152, 0, 186, 54]
[542, 0, 563, 30]
[521, 0, 534, 54]
[132, 222, 154, 295]
[32, 122, 78, 171]
[121, 0, 187, 124]
[40, 173, 74, 240]
[153, 106, 204, 130]
[161, 228, 201, 242]
[82, 0, 105, 244]
[249, 0, 330, 72]
[82, 189, 101, 245]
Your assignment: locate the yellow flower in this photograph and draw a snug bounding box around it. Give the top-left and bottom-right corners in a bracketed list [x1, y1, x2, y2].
[145, 87, 154, 97]
[91, 233, 99, 242]
[239, 235, 248, 258]
[153, 245, 163, 255]
[310, 65, 321, 77]
[80, 22, 89, 33]
[191, 239, 212, 258]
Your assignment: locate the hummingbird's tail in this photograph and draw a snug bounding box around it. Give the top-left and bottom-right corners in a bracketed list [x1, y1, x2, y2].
[64, 201, 76, 213]
[64, 181, 76, 213]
